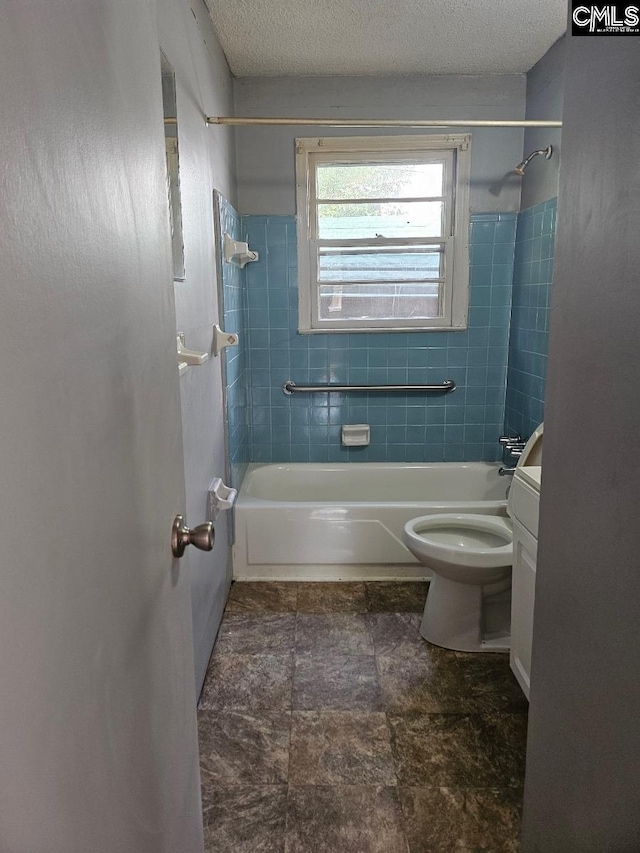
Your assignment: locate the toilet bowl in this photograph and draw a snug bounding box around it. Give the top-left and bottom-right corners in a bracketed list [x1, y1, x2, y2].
[403, 424, 544, 653]
[404, 514, 513, 652]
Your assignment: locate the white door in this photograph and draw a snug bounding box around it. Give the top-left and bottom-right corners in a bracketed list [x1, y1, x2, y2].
[0, 2, 204, 851]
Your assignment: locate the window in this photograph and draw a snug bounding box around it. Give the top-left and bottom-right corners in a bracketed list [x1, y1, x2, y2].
[295, 135, 471, 333]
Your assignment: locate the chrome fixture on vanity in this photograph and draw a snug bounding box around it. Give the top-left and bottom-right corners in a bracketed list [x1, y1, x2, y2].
[514, 145, 553, 175]
[499, 435, 527, 476]
[504, 441, 528, 458]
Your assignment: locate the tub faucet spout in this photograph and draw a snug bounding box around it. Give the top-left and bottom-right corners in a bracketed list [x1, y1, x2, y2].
[498, 466, 516, 476]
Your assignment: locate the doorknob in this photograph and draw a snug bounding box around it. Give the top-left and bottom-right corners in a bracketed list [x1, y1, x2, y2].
[171, 515, 214, 558]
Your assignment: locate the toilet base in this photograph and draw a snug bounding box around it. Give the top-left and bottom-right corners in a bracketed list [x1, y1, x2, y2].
[420, 574, 511, 653]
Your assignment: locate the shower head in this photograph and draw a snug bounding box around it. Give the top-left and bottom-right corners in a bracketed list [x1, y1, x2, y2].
[515, 145, 553, 176]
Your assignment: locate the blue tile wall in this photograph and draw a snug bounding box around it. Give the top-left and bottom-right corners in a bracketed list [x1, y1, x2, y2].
[215, 193, 251, 488]
[240, 213, 517, 463]
[504, 198, 556, 439]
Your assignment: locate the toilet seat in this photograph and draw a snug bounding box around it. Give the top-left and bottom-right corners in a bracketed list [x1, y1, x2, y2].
[404, 514, 513, 570]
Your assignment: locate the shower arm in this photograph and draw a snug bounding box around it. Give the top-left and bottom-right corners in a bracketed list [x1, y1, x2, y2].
[515, 145, 553, 175]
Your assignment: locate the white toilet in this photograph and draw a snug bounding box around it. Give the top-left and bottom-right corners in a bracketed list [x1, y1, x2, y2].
[403, 425, 544, 653]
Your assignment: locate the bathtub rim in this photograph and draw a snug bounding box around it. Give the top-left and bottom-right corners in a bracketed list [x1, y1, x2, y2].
[238, 460, 507, 507]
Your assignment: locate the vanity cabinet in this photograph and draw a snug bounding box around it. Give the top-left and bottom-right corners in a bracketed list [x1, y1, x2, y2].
[509, 468, 541, 700]
[511, 520, 537, 698]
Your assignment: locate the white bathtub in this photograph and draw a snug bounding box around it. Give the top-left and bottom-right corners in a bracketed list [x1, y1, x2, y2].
[233, 462, 509, 581]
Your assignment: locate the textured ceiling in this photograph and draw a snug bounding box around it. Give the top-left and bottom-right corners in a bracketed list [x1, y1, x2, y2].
[204, 0, 566, 77]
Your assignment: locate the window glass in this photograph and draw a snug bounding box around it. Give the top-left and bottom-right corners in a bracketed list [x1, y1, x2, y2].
[319, 282, 442, 322]
[316, 162, 444, 200]
[317, 245, 443, 283]
[317, 201, 444, 240]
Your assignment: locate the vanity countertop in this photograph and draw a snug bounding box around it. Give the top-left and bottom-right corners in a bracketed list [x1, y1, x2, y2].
[517, 465, 542, 491]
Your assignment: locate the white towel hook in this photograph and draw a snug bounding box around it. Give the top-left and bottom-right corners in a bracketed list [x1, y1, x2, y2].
[208, 478, 237, 520]
[213, 324, 239, 356]
[177, 334, 209, 367]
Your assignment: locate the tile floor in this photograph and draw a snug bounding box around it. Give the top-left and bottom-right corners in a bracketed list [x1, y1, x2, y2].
[198, 582, 528, 852]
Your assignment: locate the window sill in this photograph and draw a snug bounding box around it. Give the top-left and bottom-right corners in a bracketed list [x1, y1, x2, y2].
[298, 324, 468, 334]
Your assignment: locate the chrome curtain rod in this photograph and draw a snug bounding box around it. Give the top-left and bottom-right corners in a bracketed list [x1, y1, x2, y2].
[207, 117, 562, 129]
[282, 379, 456, 396]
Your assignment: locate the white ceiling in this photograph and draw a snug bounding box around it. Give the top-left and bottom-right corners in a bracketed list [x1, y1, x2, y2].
[204, 0, 567, 78]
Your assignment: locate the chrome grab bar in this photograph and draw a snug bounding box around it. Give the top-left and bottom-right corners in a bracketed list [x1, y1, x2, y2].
[282, 379, 456, 396]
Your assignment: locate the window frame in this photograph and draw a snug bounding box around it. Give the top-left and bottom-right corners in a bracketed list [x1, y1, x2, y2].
[295, 134, 471, 333]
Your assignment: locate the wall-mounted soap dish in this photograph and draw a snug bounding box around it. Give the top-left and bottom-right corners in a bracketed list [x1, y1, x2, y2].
[342, 424, 370, 447]
[223, 234, 259, 268]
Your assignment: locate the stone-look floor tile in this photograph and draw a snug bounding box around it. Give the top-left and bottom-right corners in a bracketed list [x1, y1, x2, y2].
[365, 582, 430, 613]
[197, 583, 529, 851]
[215, 612, 296, 656]
[366, 612, 432, 659]
[285, 785, 409, 853]
[399, 786, 470, 853]
[390, 714, 483, 788]
[198, 710, 291, 785]
[475, 713, 529, 788]
[293, 653, 382, 711]
[295, 614, 375, 656]
[202, 784, 287, 853]
[199, 654, 293, 711]
[377, 654, 465, 714]
[463, 787, 523, 852]
[226, 582, 298, 613]
[388, 713, 528, 788]
[399, 786, 522, 853]
[454, 653, 529, 714]
[289, 711, 396, 786]
[297, 582, 367, 614]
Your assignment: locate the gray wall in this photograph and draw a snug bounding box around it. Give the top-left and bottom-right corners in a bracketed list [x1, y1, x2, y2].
[0, 0, 205, 848]
[521, 35, 640, 852]
[234, 75, 526, 214]
[503, 37, 565, 440]
[157, 0, 236, 693]
[521, 36, 565, 209]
